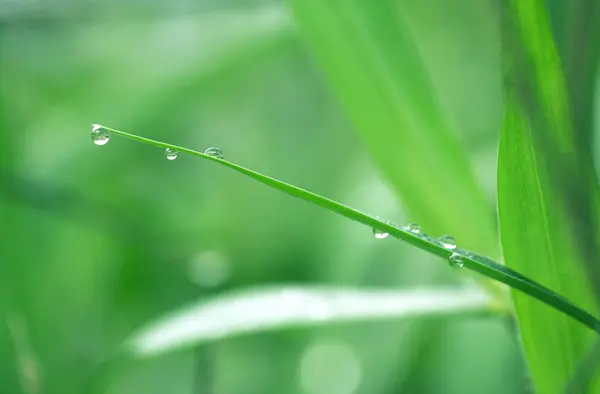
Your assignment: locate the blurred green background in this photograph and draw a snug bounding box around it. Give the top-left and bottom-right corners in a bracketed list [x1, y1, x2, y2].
[0, 1, 529, 393]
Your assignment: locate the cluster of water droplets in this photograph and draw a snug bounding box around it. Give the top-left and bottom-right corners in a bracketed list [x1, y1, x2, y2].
[371, 218, 465, 269]
[436, 235, 463, 268]
[91, 125, 224, 161]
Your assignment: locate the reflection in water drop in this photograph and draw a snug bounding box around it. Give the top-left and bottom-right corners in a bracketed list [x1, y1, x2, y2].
[299, 337, 362, 394]
[371, 216, 389, 239]
[373, 229, 389, 239]
[406, 223, 421, 234]
[165, 148, 179, 161]
[373, 228, 389, 239]
[204, 147, 224, 159]
[439, 235, 457, 250]
[448, 252, 464, 269]
[91, 124, 110, 146]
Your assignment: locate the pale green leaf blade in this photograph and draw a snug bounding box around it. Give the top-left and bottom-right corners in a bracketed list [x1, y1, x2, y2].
[499, 98, 595, 391]
[126, 286, 494, 357]
[498, 1, 600, 391]
[286, 0, 496, 255]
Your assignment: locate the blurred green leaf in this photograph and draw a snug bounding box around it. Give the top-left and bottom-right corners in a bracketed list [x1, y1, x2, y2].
[286, 0, 496, 257]
[498, 98, 596, 391]
[498, 1, 600, 391]
[547, 0, 600, 147]
[126, 286, 494, 356]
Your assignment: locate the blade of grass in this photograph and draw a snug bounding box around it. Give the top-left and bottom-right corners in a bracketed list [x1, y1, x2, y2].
[285, 0, 497, 257]
[85, 285, 499, 393]
[498, 0, 600, 391]
[126, 286, 498, 356]
[95, 125, 600, 335]
[548, 0, 600, 148]
[564, 339, 600, 393]
[498, 99, 596, 391]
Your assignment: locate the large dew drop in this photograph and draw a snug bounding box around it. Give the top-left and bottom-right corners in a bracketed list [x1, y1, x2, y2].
[165, 148, 178, 161]
[205, 147, 224, 159]
[439, 235, 457, 250]
[91, 124, 110, 146]
[448, 252, 464, 269]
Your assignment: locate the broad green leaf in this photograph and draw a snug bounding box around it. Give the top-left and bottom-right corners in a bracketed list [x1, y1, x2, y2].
[126, 286, 495, 356]
[285, 0, 496, 256]
[498, 1, 600, 391]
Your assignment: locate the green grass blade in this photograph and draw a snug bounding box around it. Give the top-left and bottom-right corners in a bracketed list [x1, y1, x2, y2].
[498, 1, 600, 391]
[85, 285, 497, 393]
[498, 99, 596, 391]
[126, 286, 497, 357]
[564, 339, 600, 393]
[285, 0, 496, 256]
[548, 0, 600, 147]
[96, 125, 600, 335]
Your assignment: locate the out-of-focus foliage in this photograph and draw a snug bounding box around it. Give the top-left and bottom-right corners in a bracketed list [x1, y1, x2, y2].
[0, 0, 534, 393]
[498, 1, 600, 392]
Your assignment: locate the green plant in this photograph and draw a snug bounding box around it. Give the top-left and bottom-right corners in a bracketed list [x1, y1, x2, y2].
[86, 1, 600, 392]
[91, 101, 600, 389]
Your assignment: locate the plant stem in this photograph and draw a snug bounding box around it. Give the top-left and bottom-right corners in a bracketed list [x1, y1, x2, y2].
[98, 124, 600, 335]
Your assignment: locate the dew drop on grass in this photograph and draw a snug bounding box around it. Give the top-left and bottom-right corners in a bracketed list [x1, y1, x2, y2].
[372, 216, 389, 239]
[165, 148, 178, 160]
[372, 228, 389, 239]
[405, 223, 421, 234]
[439, 235, 457, 250]
[448, 252, 464, 269]
[91, 124, 109, 146]
[205, 147, 224, 159]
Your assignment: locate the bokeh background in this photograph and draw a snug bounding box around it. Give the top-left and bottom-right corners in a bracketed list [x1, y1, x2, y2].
[0, 0, 531, 393]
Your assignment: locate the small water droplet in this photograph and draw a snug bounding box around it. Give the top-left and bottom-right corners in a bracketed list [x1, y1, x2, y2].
[91, 124, 109, 146]
[373, 228, 389, 239]
[439, 235, 457, 250]
[204, 147, 223, 159]
[165, 148, 178, 160]
[448, 252, 464, 269]
[405, 223, 421, 234]
[371, 216, 389, 239]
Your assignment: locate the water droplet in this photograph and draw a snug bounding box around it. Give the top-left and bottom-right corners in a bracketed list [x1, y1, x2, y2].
[204, 147, 223, 159]
[448, 252, 464, 269]
[405, 223, 421, 234]
[165, 148, 178, 160]
[371, 216, 389, 239]
[439, 235, 457, 250]
[372, 228, 389, 239]
[90, 124, 109, 146]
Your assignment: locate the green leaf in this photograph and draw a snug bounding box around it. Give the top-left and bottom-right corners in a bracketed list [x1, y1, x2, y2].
[285, 0, 496, 256]
[498, 1, 600, 391]
[97, 125, 600, 336]
[126, 286, 495, 356]
[548, 0, 600, 147]
[86, 285, 497, 393]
